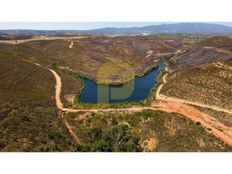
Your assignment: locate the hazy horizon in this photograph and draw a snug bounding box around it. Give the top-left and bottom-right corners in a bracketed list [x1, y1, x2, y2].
[0, 22, 232, 30]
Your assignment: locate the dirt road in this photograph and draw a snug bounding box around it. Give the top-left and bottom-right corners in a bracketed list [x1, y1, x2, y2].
[158, 95, 232, 114]
[156, 69, 232, 115]
[69, 41, 74, 48]
[49, 69, 64, 110]
[25, 60, 232, 146]
[155, 101, 232, 146]
[64, 118, 82, 145]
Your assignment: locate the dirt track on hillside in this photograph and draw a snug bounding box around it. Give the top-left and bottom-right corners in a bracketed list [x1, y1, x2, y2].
[204, 46, 232, 55]
[25, 60, 232, 146]
[155, 68, 232, 114]
[69, 41, 74, 48]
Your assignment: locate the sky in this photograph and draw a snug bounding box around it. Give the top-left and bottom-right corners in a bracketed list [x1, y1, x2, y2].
[0, 22, 232, 30]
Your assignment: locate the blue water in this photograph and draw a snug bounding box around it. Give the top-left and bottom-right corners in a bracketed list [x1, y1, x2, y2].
[79, 61, 166, 103]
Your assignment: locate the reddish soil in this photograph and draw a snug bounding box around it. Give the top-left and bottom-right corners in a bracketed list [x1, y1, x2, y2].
[26, 60, 232, 147]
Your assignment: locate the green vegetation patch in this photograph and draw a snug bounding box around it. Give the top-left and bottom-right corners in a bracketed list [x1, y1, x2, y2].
[66, 110, 231, 152]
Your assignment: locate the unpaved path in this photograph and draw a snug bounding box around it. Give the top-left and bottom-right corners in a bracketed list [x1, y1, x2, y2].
[158, 94, 232, 114]
[156, 68, 232, 115]
[69, 41, 74, 48]
[64, 118, 82, 145]
[155, 101, 232, 146]
[24, 60, 232, 146]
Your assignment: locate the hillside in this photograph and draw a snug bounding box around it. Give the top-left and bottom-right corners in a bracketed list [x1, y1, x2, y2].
[162, 60, 232, 110]
[172, 47, 232, 70]
[200, 36, 232, 51]
[14, 35, 185, 84]
[1, 23, 232, 38]
[0, 30, 81, 40]
[1, 34, 232, 152]
[0, 57, 77, 151]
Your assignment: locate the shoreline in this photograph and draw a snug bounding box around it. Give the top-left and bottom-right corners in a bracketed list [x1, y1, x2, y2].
[57, 60, 160, 86]
[55, 60, 167, 108]
[78, 61, 160, 85]
[73, 61, 167, 108]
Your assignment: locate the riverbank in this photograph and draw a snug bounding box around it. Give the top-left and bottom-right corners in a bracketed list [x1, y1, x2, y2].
[57, 60, 160, 86]
[74, 61, 167, 107]
[55, 60, 167, 108]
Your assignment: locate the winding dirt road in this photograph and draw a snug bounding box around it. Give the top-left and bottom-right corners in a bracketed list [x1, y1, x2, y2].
[156, 68, 232, 114]
[69, 41, 74, 48]
[25, 60, 232, 146]
[49, 69, 64, 110]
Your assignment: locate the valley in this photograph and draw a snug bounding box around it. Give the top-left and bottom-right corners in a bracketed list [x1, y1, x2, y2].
[1, 23, 232, 152]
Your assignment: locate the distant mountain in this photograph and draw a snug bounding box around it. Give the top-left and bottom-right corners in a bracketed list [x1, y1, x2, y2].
[77, 23, 232, 36]
[0, 30, 80, 40]
[1, 23, 232, 38]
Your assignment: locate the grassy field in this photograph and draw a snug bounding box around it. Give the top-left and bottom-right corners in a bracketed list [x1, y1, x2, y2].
[162, 60, 232, 109]
[66, 110, 232, 152]
[0, 57, 77, 151]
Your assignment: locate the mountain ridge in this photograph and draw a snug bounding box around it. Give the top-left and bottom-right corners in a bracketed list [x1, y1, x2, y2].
[78, 23, 232, 35]
[1, 23, 232, 37]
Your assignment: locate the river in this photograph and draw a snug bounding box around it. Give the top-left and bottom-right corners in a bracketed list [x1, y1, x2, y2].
[79, 61, 166, 103]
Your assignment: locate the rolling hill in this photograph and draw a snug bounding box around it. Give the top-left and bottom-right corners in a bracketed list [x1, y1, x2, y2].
[1, 23, 232, 38]
[77, 23, 232, 35]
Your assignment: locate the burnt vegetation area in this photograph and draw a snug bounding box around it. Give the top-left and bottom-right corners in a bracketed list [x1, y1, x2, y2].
[200, 36, 232, 51]
[0, 34, 232, 151]
[163, 36, 232, 109]
[13, 36, 185, 82]
[171, 36, 232, 71]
